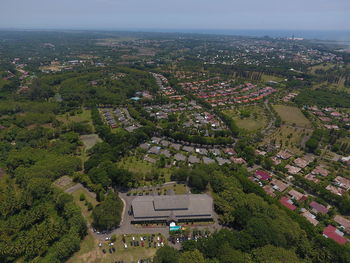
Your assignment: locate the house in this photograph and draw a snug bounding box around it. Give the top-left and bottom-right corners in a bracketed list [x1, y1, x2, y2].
[255, 149, 267, 156]
[148, 146, 161, 155]
[144, 156, 156, 164]
[170, 143, 182, 151]
[216, 157, 230, 166]
[255, 170, 271, 181]
[334, 215, 350, 234]
[230, 157, 246, 165]
[288, 189, 307, 201]
[271, 156, 281, 165]
[271, 179, 288, 192]
[174, 153, 186, 162]
[293, 158, 309, 168]
[203, 157, 215, 165]
[280, 197, 297, 211]
[301, 210, 319, 226]
[223, 148, 236, 156]
[263, 185, 276, 197]
[183, 146, 194, 153]
[311, 166, 329, 177]
[210, 148, 221, 156]
[285, 165, 302, 175]
[195, 148, 208, 155]
[334, 176, 350, 191]
[323, 225, 347, 245]
[151, 137, 162, 144]
[310, 201, 329, 215]
[305, 173, 320, 184]
[326, 185, 345, 196]
[188, 155, 200, 164]
[160, 149, 171, 158]
[160, 140, 171, 147]
[139, 143, 150, 150]
[276, 150, 292, 160]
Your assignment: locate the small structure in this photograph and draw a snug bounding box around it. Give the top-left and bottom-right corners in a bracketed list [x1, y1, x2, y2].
[301, 210, 319, 226]
[271, 179, 288, 192]
[255, 170, 271, 181]
[334, 215, 350, 234]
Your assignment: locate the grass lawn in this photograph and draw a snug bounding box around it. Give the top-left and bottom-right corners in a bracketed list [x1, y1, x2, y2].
[273, 105, 312, 128]
[71, 188, 98, 224]
[260, 73, 284, 83]
[223, 105, 268, 132]
[67, 233, 160, 263]
[80, 134, 102, 150]
[57, 108, 94, 131]
[263, 125, 311, 155]
[117, 156, 174, 182]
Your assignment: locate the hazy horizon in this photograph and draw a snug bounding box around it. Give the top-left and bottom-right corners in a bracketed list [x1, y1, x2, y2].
[1, 0, 349, 33]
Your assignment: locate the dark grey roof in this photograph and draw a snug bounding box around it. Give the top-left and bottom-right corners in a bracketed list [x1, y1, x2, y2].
[132, 194, 213, 221]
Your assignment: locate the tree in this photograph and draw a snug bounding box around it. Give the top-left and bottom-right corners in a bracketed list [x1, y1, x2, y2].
[252, 245, 302, 263]
[179, 249, 206, 263]
[92, 192, 123, 231]
[153, 246, 179, 263]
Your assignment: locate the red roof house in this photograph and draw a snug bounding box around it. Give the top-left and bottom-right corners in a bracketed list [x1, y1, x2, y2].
[310, 201, 329, 215]
[255, 170, 271, 181]
[280, 197, 297, 211]
[323, 225, 347, 245]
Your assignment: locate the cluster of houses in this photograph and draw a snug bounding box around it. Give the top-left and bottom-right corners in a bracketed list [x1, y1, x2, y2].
[151, 72, 178, 98]
[282, 92, 298, 102]
[144, 101, 229, 136]
[307, 106, 350, 131]
[249, 167, 349, 245]
[139, 136, 241, 166]
[179, 80, 276, 107]
[100, 108, 141, 132]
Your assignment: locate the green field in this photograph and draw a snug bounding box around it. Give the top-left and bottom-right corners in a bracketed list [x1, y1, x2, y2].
[263, 125, 311, 154]
[223, 105, 268, 132]
[117, 156, 174, 182]
[71, 187, 98, 224]
[273, 105, 312, 128]
[260, 73, 284, 83]
[67, 233, 160, 263]
[57, 108, 94, 130]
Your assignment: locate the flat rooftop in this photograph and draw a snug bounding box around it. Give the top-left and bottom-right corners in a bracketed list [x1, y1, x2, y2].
[131, 194, 213, 222]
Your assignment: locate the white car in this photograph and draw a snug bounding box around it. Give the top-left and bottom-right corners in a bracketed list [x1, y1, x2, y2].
[98, 243, 102, 247]
[124, 243, 128, 249]
[132, 236, 135, 241]
[105, 237, 110, 241]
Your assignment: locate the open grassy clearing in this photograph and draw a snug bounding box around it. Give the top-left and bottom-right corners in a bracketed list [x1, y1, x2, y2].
[53, 176, 76, 191]
[223, 105, 268, 132]
[57, 108, 94, 130]
[260, 73, 284, 83]
[128, 183, 188, 196]
[71, 188, 98, 224]
[117, 156, 174, 182]
[263, 125, 312, 155]
[308, 63, 336, 74]
[80, 134, 102, 150]
[273, 104, 312, 128]
[67, 233, 159, 263]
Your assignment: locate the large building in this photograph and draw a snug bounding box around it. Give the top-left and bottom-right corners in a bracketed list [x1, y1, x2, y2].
[131, 194, 214, 224]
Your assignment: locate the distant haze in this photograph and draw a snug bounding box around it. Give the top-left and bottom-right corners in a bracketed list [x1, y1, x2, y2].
[1, 0, 349, 37]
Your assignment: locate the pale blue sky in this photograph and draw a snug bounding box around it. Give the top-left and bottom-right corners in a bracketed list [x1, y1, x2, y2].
[1, 0, 349, 30]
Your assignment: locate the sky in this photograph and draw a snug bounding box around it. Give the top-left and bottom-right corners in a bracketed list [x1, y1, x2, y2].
[1, 0, 350, 31]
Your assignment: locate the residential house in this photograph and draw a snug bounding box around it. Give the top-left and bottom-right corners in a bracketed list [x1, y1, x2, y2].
[334, 215, 350, 234]
[288, 189, 307, 201]
[305, 173, 320, 184]
[203, 157, 215, 165]
[280, 197, 297, 211]
[230, 157, 246, 165]
[174, 153, 186, 162]
[312, 166, 329, 177]
[276, 150, 292, 160]
[183, 146, 194, 153]
[293, 158, 309, 168]
[323, 225, 347, 245]
[326, 184, 345, 196]
[334, 176, 350, 191]
[301, 210, 319, 226]
[216, 157, 230, 166]
[148, 146, 161, 155]
[255, 170, 271, 181]
[310, 201, 329, 215]
[271, 179, 288, 192]
[188, 155, 200, 164]
[263, 185, 276, 197]
[285, 165, 302, 175]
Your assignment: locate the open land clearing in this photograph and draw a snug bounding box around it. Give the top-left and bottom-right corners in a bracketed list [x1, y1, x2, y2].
[223, 105, 268, 132]
[67, 233, 158, 263]
[263, 125, 312, 155]
[273, 104, 312, 128]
